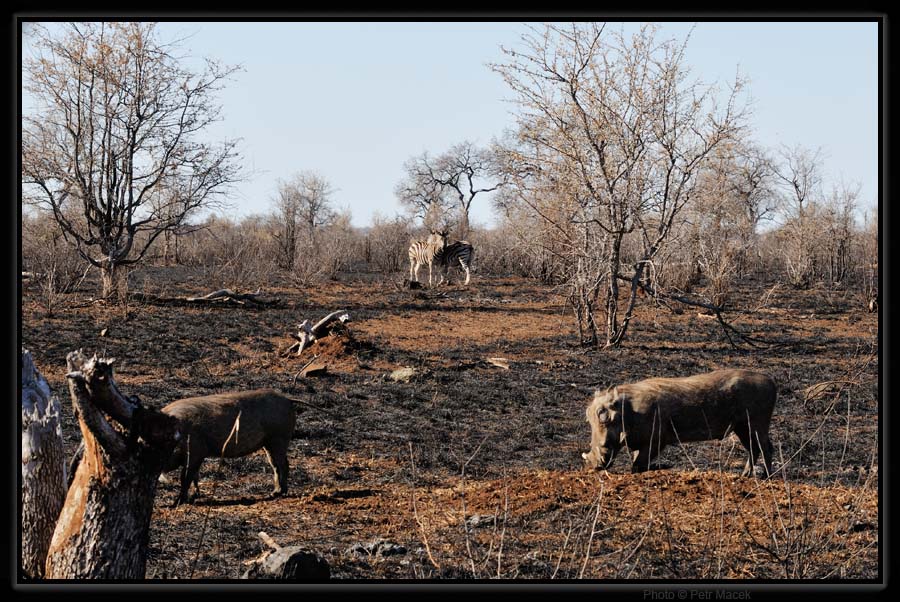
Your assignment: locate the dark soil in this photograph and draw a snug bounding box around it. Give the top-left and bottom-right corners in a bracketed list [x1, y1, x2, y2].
[21, 267, 880, 580]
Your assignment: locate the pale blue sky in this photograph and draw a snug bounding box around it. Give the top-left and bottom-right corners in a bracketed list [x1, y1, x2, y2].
[22, 20, 880, 227]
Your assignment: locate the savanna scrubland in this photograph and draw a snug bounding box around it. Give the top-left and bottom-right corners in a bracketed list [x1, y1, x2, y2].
[21, 22, 879, 581]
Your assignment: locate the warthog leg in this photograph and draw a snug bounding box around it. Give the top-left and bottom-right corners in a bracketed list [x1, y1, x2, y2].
[758, 432, 775, 478]
[735, 425, 774, 478]
[630, 444, 661, 473]
[263, 442, 289, 496]
[175, 455, 205, 507]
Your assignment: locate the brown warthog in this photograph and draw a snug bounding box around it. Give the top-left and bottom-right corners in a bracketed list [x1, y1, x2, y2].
[162, 388, 297, 506]
[582, 369, 777, 477]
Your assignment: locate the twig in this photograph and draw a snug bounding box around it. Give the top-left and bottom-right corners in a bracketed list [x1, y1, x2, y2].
[496, 475, 509, 579]
[258, 531, 281, 551]
[291, 355, 320, 383]
[551, 522, 574, 580]
[408, 442, 440, 571]
[577, 487, 604, 579]
[460, 435, 490, 579]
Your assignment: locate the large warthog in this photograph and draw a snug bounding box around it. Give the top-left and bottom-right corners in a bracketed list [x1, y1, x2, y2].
[162, 388, 298, 506]
[582, 369, 777, 477]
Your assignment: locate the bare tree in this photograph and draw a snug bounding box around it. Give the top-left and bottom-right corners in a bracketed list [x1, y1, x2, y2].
[294, 171, 337, 244]
[859, 208, 878, 310]
[675, 140, 775, 307]
[819, 180, 861, 286]
[22, 23, 242, 301]
[272, 178, 302, 271]
[270, 171, 338, 283]
[772, 144, 824, 288]
[492, 23, 746, 346]
[727, 143, 777, 277]
[395, 153, 451, 231]
[396, 141, 506, 239]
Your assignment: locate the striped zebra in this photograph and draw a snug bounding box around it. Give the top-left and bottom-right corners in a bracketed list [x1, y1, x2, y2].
[408, 231, 447, 286]
[408, 230, 474, 286]
[435, 239, 474, 286]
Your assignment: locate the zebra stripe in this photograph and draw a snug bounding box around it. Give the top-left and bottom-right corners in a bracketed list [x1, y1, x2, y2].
[435, 240, 474, 286]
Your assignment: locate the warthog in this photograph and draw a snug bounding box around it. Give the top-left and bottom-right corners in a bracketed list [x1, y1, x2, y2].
[582, 369, 777, 477]
[162, 388, 297, 506]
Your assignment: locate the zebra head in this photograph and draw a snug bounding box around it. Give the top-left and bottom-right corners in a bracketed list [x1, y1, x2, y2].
[427, 228, 449, 251]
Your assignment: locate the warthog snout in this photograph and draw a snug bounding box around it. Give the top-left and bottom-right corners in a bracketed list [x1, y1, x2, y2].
[582, 448, 616, 470]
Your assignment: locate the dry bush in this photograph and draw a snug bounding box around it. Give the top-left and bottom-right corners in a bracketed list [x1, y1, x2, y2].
[178, 215, 279, 290]
[469, 223, 550, 279]
[317, 212, 360, 280]
[857, 212, 878, 309]
[21, 212, 91, 315]
[366, 214, 413, 274]
[285, 212, 363, 284]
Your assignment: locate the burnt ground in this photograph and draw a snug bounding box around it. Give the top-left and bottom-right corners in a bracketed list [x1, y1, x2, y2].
[21, 267, 880, 580]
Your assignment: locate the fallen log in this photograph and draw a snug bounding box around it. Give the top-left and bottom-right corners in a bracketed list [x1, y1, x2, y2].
[486, 357, 511, 370]
[184, 288, 278, 306]
[127, 288, 279, 307]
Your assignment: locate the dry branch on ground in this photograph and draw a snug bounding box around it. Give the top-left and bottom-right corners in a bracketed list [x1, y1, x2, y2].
[128, 288, 280, 307]
[284, 310, 351, 356]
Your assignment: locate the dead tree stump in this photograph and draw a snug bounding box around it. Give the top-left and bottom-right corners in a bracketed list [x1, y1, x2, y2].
[21, 349, 67, 580]
[44, 351, 181, 579]
[285, 310, 350, 356]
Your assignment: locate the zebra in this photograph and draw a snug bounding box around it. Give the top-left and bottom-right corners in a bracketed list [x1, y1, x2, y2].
[435, 239, 474, 286]
[408, 230, 448, 286]
[408, 230, 475, 286]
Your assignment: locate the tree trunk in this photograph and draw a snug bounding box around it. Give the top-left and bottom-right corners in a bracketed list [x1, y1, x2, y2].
[605, 243, 622, 347]
[162, 231, 172, 266]
[100, 262, 128, 303]
[21, 349, 67, 580]
[162, 231, 180, 267]
[44, 351, 180, 579]
[608, 264, 646, 348]
[456, 210, 470, 241]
